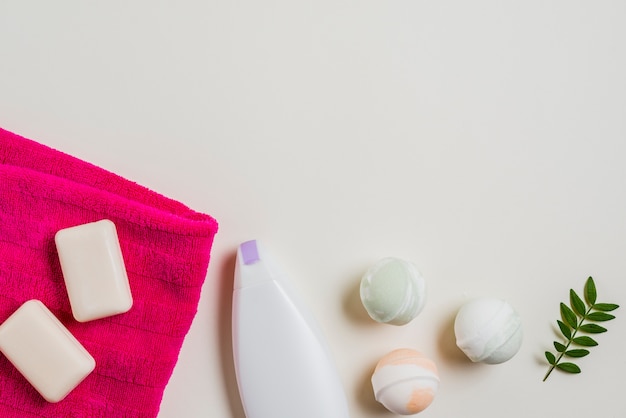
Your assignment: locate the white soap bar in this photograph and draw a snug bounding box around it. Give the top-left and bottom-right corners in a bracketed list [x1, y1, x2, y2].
[0, 300, 96, 402]
[55, 219, 133, 322]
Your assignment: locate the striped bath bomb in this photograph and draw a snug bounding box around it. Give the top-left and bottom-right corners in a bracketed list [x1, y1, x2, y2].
[360, 258, 426, 325]
[371, 349, 439, 415]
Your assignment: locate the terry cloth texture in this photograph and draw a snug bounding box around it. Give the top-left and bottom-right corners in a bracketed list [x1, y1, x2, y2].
[0, 127, 218, 417]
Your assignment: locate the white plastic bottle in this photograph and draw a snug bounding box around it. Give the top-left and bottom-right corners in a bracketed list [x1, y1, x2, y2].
[232, 240, 350, 418]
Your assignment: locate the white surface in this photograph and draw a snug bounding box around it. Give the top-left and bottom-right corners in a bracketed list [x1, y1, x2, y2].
[0, 300, 95, 403]
[232, 241, 350, 418]
[1, 1, 625, 417]
[56, 219, 133, 322]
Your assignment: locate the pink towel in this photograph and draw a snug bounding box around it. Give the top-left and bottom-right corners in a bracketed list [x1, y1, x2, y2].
[0, 127, 218, 417]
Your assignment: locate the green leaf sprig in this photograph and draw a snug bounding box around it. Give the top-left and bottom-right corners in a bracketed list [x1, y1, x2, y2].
[543, 277, 619, 381]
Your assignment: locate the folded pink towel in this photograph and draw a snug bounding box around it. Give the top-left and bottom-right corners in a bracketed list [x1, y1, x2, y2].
[0, 127, 218, 417]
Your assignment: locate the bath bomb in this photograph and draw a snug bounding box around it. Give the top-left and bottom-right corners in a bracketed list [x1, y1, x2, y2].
[360, 258, 426, 325]
[454, 298, 523, 364]
[371, 349, 439, 415]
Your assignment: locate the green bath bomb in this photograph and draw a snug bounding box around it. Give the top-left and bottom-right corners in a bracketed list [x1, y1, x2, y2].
[360, 258, 426, 325]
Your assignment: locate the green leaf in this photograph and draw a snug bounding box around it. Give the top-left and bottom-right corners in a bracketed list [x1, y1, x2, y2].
[565, 349, 589, 358]
[579, 323, 607, 334]
[557, 320, 572, 339]
[593, 303, 619, 312]
[570, 289, 586, 316]
[572, 336, 598, 347]
[556, 362, 581, 374]
[587, 312, 615, 322]
[585, 277, 597, 306]
[561, 303, 578, 328]
[543, 277, 618, 381]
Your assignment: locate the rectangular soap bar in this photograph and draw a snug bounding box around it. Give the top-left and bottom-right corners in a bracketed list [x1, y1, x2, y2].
[55, 219, 133, 322]
[0, 300, 96, 402]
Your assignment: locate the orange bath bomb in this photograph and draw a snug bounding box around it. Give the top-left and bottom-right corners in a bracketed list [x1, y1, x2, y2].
[371, 349, 439, 415]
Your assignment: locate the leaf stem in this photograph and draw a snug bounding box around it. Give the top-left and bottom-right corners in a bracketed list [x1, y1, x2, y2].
[543, 305, 592, 381]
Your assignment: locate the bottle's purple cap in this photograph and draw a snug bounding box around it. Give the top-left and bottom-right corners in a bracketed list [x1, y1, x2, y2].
[240, 240, 260, 265]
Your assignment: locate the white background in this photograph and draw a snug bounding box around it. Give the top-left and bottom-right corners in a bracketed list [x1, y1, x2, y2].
[1, 1, 626, 417]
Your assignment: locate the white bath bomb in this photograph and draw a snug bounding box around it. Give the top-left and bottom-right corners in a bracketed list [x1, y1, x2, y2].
[454, 298, 523, 364]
